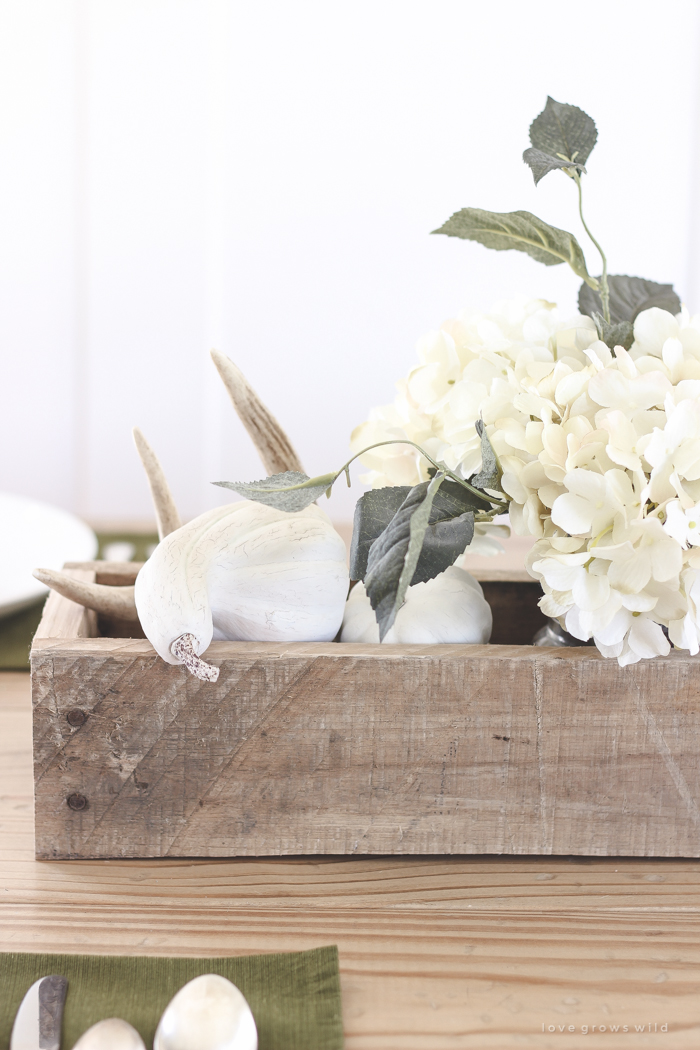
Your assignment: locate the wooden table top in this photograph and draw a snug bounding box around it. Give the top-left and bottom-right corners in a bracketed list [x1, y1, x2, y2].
[2, 671, 700, 1049]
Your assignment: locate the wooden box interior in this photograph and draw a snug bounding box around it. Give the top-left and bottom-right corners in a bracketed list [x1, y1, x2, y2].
[59, 561, 551, 646]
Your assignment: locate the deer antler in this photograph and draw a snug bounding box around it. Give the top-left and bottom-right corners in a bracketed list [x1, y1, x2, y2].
[210, 349, 304, 475]
[33, 362, 301, 624]
[33, 430, 178, 622]
[33, 567, 138, 619]
[132, 427, 182, 539]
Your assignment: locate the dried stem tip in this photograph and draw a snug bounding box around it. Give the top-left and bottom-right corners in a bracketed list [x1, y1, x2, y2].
[171, 633, 220, 681]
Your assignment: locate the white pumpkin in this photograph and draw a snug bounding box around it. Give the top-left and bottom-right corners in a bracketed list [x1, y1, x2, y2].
[135, 500, 349, 673]
[340, 565, 492, 644]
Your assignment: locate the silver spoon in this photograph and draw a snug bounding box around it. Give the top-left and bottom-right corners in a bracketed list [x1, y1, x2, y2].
[72, 1018, 146, 1050]
[154, 974, 257, 1050]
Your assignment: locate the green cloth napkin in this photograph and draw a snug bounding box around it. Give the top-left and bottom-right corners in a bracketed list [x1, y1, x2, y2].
[0, 532, 158, 671]
[0, 601, 44, 670]
[0, 946, 343, 1050]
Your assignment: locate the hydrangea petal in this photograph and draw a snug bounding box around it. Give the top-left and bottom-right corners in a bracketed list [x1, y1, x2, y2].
[633, 308, 679, 357]
[571, 571, 610, 612]
[551, 493, 595, 535]
[669, 613, 700, 655]
[628, 616, 670, 659]
[353, 298, 694, 668]
[594, 638, 623, 658]
[592, 607, 632, 646]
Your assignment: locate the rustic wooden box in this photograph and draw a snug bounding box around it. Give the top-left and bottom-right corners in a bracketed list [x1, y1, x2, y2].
[31, 562, 700, 859]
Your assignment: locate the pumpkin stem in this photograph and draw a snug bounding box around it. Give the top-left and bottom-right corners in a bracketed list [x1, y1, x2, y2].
[171, 633, 220, 682]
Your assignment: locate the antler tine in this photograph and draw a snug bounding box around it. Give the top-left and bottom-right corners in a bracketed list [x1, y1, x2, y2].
[132, 427, 182, 540]
[33, 568, 138, 620]
[210, 349, 304, 475]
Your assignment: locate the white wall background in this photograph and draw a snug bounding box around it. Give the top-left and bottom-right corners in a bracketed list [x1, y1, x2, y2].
[1, 0, 700, 525]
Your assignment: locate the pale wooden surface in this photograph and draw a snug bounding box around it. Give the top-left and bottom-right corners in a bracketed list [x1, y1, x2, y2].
[3, 672, 700, 1047]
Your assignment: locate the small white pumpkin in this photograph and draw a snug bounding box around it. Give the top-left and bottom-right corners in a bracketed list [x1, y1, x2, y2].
[340, 565, 492, 644]
[135, 500, 349, 677]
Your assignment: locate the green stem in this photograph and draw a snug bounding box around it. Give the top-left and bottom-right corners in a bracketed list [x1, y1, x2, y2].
[573, 170, 610, 323]
[255, 439, 510, 513]
[334, 439, 510, 511]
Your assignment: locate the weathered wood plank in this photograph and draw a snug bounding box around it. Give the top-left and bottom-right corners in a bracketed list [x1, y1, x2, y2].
[64, 560, 142, 581]
[471, 568, 534, 583]
[30, 563, 700, 860]
[31, 637, 700, 859]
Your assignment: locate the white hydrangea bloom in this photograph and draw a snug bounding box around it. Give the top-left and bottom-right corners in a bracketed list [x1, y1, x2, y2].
[352, 296, 700, 666]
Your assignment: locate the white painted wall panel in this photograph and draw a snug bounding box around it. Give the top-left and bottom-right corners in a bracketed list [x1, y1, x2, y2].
[0, 1, 78, 507]
[1, 0, 699, 524]
[82, 1, 210, 520]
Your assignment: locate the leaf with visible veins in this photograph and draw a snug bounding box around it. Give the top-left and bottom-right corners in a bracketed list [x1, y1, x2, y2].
[433, 208, 597, 287]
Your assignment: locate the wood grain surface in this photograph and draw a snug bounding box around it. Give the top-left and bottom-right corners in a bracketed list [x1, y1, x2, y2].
[3, 672, 700, 1048]
[32, 632, 700, 860]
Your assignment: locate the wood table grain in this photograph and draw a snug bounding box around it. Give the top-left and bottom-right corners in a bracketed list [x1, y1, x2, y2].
[2, 671, 700, 1049]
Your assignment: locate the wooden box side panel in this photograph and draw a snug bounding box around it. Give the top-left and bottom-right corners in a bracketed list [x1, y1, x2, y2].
[32, 643, 700, 859]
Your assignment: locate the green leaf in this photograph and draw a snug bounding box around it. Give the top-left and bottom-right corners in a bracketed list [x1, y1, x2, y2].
[365, 476, 447, 641]
[471, 421, 502, 492]
[523, 147, 584, 186]
[213, 470, 338, 512]
[529, 96, 598, 167]
[578, 275, 681, 325]
[384, 474, 446, 642]
[349, 486, 412, 582]
[364, 478, 488, 640]
[590, 312, 635, 351]
[433, 208, 597, 287]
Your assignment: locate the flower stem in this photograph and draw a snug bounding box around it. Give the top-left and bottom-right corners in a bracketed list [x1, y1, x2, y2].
[590, 524, 613, 548]
[335, 439, 510, 511]
[573, 171, 610, 324]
